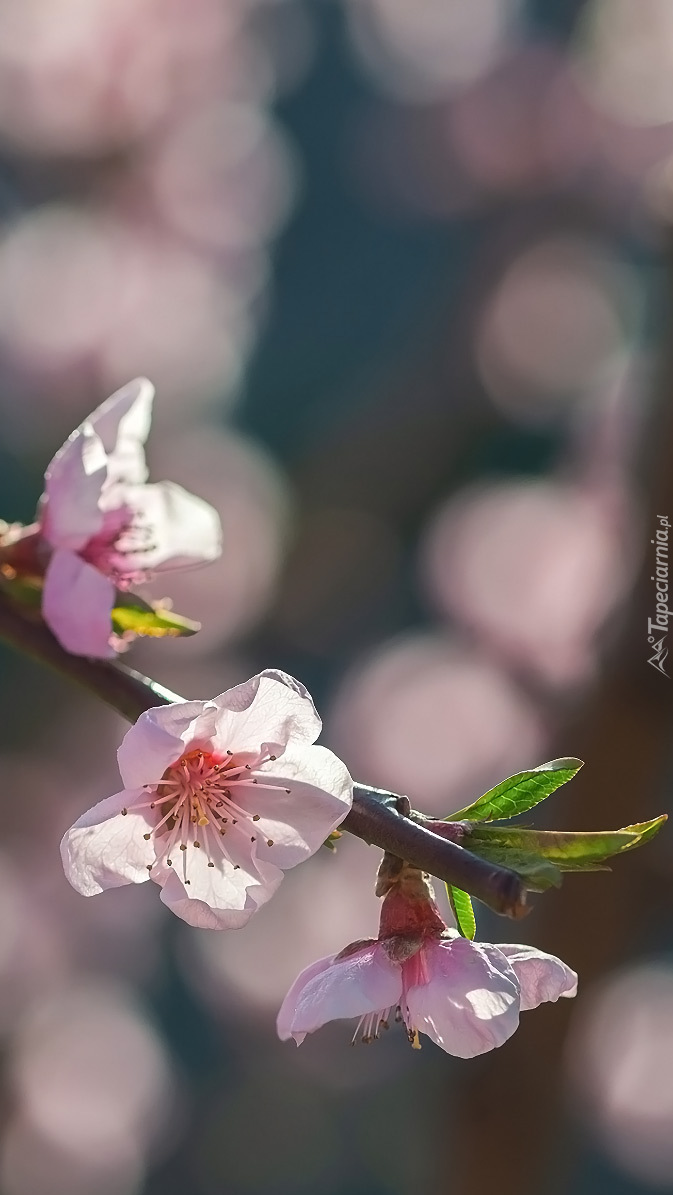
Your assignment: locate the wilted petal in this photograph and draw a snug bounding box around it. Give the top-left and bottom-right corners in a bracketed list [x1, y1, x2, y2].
[116, 698, 209, 788]
[43, 548, 116, 657]
[406, 938, 520, 1058]
[277, 944, 402, 1040]
[210, 670, 322, 756]
[42, 424, 107, 550]
[89, 376, 154, 486]
[157, 848, 283, 930]
[251, 744, 353, 869]
[117, 481, 221, 572]
[496, 944, 578, 1010]
[60, 789, 154, 896]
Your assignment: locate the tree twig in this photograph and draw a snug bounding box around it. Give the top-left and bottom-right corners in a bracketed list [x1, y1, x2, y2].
[0, 590, 527, 918]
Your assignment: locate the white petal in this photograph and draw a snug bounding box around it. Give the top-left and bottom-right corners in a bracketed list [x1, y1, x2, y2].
[246, 743, 353, 870]
[42, 549, 115, 658]
[406, 939, 520, 1058]
[209, 671, 322, 757]
[42, 424, 107, 550]
[116, 698, 210, 789]
[60, 789, 155, 896]
[156, 845, 283, 930]
[89, 377, 154, 486]
[495, 944, 578, 1010]
[278, 944, 402, 1040]
[117, 481, 221, 572]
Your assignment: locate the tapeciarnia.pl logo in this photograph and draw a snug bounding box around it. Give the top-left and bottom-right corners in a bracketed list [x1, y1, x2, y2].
[648, 515, 671, 677]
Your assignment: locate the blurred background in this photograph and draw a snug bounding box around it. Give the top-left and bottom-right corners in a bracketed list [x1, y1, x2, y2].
[0, 0, 672, 1193]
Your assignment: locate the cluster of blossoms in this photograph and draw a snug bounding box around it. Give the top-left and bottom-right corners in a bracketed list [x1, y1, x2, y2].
[4, 380, 580, 1059]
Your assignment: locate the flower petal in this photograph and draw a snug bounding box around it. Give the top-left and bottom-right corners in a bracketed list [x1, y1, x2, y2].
[277, 956, 341, 1044]
[43, 549, 115, 657]
[277, 944, 402, 1041]
[496, 944, 578, 1010]
[88, 377, 154, 486]
[116, 481, 221, 572]
[156, 846, 283, 930]
[60, 789, 155, 896]
[116, 699, 211, 788]
[247, 744, 353, 870]
[209, 670, 322, 756]
[42, 423, 107, 549]
[406, 938, 520, 1058]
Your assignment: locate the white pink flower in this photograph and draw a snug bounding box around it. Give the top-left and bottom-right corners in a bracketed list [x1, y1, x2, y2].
[61, 670, 353, 929]
[39, 377, 222, 657]
[277, 867, 577, 1056]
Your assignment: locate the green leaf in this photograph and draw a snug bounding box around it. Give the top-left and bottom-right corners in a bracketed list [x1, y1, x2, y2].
[447, 886, 476, 939]
[323, 830, 342, 852]
[465, 816, 667, 880]
[447, 758, 584, 823]
[0, 570, 43, 609]
[464, 844, 562, 892]
[111, 600, 200, 639]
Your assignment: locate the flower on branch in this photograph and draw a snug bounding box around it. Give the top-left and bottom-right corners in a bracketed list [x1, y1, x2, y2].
[39, 377, 222, 657]
[61, 670, 353, 929]
[277, 858, 576, 1056]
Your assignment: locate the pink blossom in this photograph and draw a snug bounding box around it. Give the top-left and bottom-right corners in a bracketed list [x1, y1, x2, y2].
[61, 670, 353, 930]
[39, 377, 222, 657]
[277, 871, 577, 1056]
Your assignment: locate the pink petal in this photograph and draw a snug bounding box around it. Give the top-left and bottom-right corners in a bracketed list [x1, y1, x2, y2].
[248, 743, 353, 870]
[156, 848, 283, 930]
[495, 944, 578, 1010]
[115, 481, 221, 572]
[405, 938, 520, 1058]
[209, 670, 322, 757]
[42, 424, 107, 550]
[60, 789, 155, 896]
[277, 955, 341, 1044]
[88, 377, 154, 487]
[116, 698, 212, 789]
[42, 549, 116, 657]
[277, 943, 402, 1041]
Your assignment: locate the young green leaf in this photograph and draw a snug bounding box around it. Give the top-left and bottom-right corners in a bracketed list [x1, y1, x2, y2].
[447, 886, 476, 939]
[111, 600, 200, 639]
[465, 815, 667, 879]
[446, 758, 584, 823]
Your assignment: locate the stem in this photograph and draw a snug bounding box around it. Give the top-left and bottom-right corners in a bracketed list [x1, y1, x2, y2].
[0, 590, 527, 918]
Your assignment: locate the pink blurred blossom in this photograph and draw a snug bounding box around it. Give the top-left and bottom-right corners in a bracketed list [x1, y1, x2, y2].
[566, 963, 673, 1186]
[420, 480, 635, 686]
[0, 0, 243, 156]
[144, 426, 290, 651]
[346, 0, 521, 103]
[1, 978, 174, 1195]
[476, 238, 635, 419]
[40, 377, 221, 657]
[328, 632, 545, 814]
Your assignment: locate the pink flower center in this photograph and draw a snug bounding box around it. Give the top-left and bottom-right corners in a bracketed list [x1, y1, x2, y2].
[81, 504, 155, 585]
[351, 942, 433, 1049]
[129, 747, 289, 884]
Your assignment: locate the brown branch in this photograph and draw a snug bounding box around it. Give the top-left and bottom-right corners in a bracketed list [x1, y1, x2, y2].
[0, 589, 527, 918]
